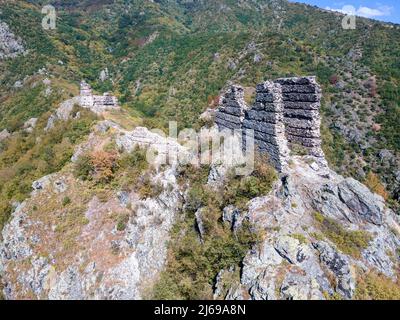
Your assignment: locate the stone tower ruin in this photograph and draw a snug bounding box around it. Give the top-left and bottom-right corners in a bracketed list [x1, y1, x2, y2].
[215, 76, 327, 172]
[79, 81, 119, 113]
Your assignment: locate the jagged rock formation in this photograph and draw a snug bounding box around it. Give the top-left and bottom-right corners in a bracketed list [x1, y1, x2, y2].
[215, 77, 326, 171]
[213, 156, 400, 300]
[0, 120, 183, 300]
[70, 121, 188, 166]
[0, 21, 25, 60]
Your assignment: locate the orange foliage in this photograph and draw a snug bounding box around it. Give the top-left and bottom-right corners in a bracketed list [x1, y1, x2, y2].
[365, 172, 388, 200]
[90, 150, 118, 183]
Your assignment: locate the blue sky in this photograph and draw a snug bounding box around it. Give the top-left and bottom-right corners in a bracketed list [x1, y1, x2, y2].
[290, 1, 400, 24]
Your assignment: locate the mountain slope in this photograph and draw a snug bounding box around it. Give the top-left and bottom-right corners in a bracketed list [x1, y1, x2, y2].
[0, 0, 399, 300]
[1, 0, 398, 208]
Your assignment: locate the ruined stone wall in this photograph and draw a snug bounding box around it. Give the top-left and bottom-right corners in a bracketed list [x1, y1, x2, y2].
[276, 77, 326, 161]
[242, 81, 290, 171]
[79, 81, 119, 112]
[215, 76, 326, 172]
[215, 85, 247, 130]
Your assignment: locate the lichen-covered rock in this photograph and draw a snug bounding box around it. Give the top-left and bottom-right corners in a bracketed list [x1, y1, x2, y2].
[338, 178, 385, 225]
[222, 205, 242, 231]
[0, 203, 32, 262]
[0, 129, 10, 142]
[280, 272, 324, 300]
[0, 21, 25, 60]
[32, 174, 54, 192]
[230, 156, 400, 301]
[313, 241, 356, 299]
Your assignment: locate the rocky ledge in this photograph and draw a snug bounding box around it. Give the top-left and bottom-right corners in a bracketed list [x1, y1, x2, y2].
[213, 156, 400, 300]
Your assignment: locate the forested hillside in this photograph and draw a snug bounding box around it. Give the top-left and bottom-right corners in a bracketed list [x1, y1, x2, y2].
[0, 0, 399, 230]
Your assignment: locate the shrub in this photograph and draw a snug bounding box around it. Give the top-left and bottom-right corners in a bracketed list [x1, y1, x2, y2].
[62, 196, 71, 207]
[116, 214, 130, 231]
[74, 154, 92, 181]
[75, 150, 119, 184]
[313, 212, 372, 258]
[152, 163, 267, 300]
[222, 156, 277, 209]
[137, 175, 164, 199]
[355, 272, 400, 300]
[364, 172, 389, 200]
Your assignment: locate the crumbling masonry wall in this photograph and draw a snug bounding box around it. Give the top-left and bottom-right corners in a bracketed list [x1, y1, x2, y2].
[276, 77, 325, 159]
[215, 85, 248, 130]
[79, 81, 119, 112]
[215, 76, 326, 171]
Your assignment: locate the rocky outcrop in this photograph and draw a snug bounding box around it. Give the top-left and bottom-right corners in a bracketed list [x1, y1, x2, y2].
[337, 178, 384, 226]
[0, 129, 10, 142]
[0, 21, 25, 60]
[313, 241, 355, 299]
[23, 118, 38, 133]
[45, 97, 81, 131]
[214, 156, 400, 300]
[116, 126, 188, 166]
[0, 154, 183, 300]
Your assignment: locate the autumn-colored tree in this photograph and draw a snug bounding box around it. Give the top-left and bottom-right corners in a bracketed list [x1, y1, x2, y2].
[365, 172, 388, 200]
[90, 150, 119, 183]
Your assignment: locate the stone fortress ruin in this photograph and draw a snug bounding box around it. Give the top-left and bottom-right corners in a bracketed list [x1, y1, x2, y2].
[45, 81, 119, 131]
[79, 81, 119, 113]
[215, 76, 327, 172]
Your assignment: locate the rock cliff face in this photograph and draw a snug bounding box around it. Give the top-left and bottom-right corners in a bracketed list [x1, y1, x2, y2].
[0, 21, 25, 60]
[213, 156, 400, 300]
[0, 121, 184, 300]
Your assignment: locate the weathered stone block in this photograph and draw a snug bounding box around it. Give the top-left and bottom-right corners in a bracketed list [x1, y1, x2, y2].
[281, 85, 317, 93]
[215, 112, 242, 125]
[246, 110, 283, 124]
[283, 101, 320, 110]
[284, 109, 319, 120]
[282, 93, 320, 103]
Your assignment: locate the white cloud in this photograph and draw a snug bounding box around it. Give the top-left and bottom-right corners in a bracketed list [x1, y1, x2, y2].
[325, 4, 393, 18]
